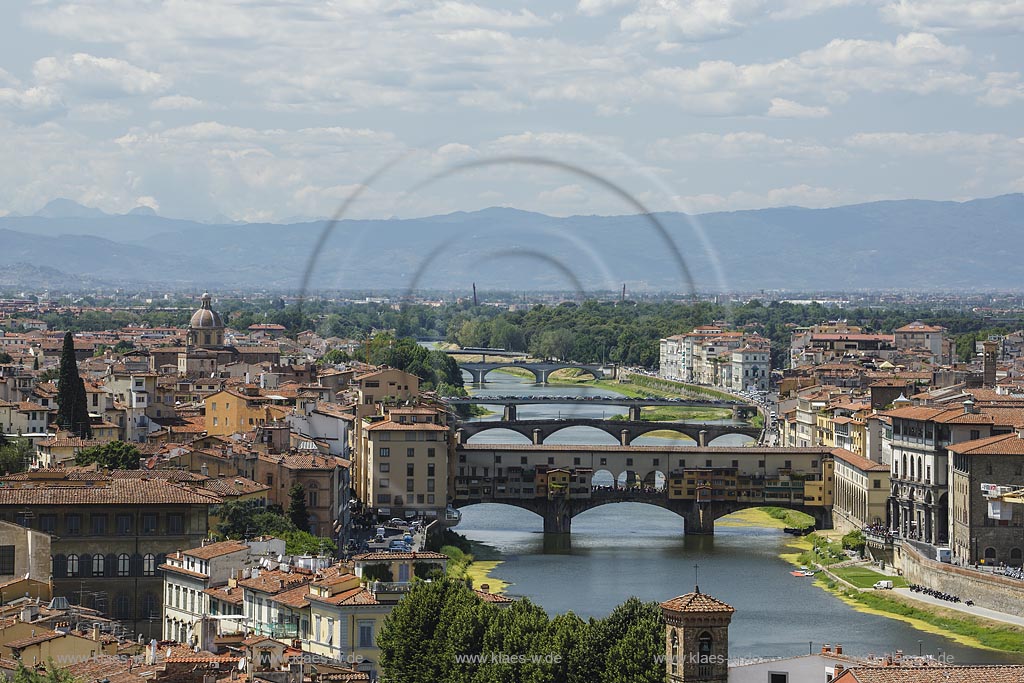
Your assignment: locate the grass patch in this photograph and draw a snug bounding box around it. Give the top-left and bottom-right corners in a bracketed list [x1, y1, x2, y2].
[761, 506, 815, 529]
[717, 507, 789, 528]
[834, 587, 1024, 653]
[829, 566, 908, 589]
[464, 560, 509, 593]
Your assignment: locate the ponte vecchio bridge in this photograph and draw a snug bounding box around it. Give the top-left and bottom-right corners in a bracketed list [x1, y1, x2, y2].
[451, 444, 834, 535]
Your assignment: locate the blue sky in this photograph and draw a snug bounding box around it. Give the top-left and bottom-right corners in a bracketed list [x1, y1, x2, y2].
[0, 0, 1022, 222]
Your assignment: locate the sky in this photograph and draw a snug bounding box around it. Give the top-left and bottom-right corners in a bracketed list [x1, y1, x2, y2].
[0, 0, 1022, 223]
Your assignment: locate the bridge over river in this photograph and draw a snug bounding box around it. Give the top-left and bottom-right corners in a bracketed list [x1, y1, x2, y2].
[446, 395, 757, 421]
[452, 444, 834, 534]
[459, 361, 611, 384]
[455, 418, 762, 445]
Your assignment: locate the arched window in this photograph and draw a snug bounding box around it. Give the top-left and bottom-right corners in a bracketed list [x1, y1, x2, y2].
[118, 553, 131, 577]
[984, 547, 997, 561]
[902, 455, 908, 479]
[114, 593, 131, 619]
[670, 630, 679, 674]
[698, 631, 713, 656]
[1011, 548, 1023, 564]
[66, 554, 79, 577]
[92, 554, 105, 576]
[917, 456, 923, 481]
[142, 592, 159, 620]
[143, 554, 156, 576]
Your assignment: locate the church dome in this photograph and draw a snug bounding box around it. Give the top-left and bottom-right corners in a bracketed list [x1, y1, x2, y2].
[189, 292, 224, 329]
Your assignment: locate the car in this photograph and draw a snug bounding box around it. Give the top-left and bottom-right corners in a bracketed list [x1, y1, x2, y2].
[873, 580, 894, 590]
[388, 518, 407, 527]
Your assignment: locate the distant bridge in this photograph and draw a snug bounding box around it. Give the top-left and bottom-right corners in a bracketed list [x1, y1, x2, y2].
[445, 396, 755, 421]
[445, 348, 529, 359]
[455, 419, 762, 445]
[459, 361, 610, 384]
[451, 443, 833, 534]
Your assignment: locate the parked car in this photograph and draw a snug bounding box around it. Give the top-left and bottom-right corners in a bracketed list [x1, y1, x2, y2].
[873, 580, 894, 590]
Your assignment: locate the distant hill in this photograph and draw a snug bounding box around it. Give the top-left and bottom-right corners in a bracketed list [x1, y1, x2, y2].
[2, 194, 1023, 292]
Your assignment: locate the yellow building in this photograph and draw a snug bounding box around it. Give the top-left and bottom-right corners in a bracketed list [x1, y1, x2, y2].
[204, 387, 282, 436]
[830, 448, 889, 533]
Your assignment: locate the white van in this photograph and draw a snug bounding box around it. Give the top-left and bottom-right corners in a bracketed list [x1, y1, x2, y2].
[873, 580, 894, 590]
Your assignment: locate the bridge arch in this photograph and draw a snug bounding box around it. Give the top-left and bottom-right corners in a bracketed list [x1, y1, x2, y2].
[706, 432, 757, 446]
[625, 425, 701, 444]
[464, 428, 532, 445]
[543, 424, 620, 445]
[546, 367, 601, 381]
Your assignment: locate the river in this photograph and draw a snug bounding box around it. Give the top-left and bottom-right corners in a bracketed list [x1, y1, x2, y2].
[454, 370, 1022, 664]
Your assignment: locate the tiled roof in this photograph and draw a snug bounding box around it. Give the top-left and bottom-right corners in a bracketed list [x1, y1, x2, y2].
[159, 563, 209, 580]
[365, 420, 448, 431]
[238, 569, 311, 594]
[834, 666, 1024, 683]
[204, 585, 244, 605]
[661, 591, 735, 614]
[273, 584, 312, 608]
[199, 477, 270, 497]
[831, 448, 890, 473]
[184, 540, 250, 560]
[5, 629, 63, 648]
[352, 551, 448, 561]
[0, 479, 222, 505]
[475, 589, 514, 603]
[947, 432, 1024, 456]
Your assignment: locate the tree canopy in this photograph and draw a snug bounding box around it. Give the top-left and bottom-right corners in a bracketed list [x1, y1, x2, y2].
[74, 441, 141, 469]
[214, 499, 337, 556]
[288, 482, 310, 531]
[378, 579, 667, 683]
[55, 332, 91, 438]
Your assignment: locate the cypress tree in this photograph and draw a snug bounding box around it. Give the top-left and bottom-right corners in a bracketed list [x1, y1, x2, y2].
[287, 482, 310, 531]
[55, 332, 91, 438]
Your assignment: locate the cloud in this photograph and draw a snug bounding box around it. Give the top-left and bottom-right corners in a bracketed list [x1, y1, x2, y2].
[150, 95, 207, 110]
[416, 2, 549, 28]
[676, 184, 849, 212]
[979, 72, 1024, 107]
[538, 183, 588, 204]
[33, 53, 166, 97]
[766, 98, 831, 118]
[0, 86, 66, 124]
[882, 0, 1024, 33]
[649, 132, 833, 162]
[619, 0, 769, 42]
[577, 0, 633, 16]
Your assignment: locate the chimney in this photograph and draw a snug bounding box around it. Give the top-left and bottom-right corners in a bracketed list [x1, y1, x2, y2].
[92, 625, 100, 641]
[836, 644, 843, 655]
[963, 398, 976, 414]
[822, 644, 831, 654]
[834, 664, 844, 676]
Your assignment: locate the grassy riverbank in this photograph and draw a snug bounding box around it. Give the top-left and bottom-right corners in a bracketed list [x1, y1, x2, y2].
[717, 507, 814, 529]
[435, 532, 510, 593]
[774, 532, 1024, 653]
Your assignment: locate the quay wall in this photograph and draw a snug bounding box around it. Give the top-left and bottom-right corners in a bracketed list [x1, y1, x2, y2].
[897, 541, 1024, 617]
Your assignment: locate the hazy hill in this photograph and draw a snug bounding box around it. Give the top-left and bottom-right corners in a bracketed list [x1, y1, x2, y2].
[1, 194, 1022, 292]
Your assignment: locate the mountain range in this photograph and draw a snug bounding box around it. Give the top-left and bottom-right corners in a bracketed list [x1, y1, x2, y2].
[2, 194, 1023, 292]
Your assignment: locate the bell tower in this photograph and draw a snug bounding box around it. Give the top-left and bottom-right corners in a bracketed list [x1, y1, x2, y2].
[661, 587, 734, 683]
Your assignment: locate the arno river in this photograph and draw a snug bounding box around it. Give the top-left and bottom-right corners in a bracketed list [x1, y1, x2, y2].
[455, 371, 1021, 664]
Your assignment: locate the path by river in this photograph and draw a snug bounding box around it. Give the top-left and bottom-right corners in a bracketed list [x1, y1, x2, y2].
[453, 370, 1023, 664]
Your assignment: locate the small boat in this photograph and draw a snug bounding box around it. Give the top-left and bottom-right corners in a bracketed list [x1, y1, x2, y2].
[789, 570, 807, 577]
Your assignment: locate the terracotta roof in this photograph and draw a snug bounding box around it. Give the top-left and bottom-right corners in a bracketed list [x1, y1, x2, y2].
[947, 432, 1024, 456]
[5, 629, 63, 648]
[352, 551, 448, 562]
[474, 589, 514, 603]
[0, 479, 222, 505]
[204, 584, 244, 605]
[365, 420, 448, 431]
[831, 448, 890, 473]
[834, 666, 1024, 683]
[272, 584, 312, 608]
[159, 563, 209, 580]
[661, 591, 735, 614]
[238, 569, 311, 595]
[184, 540, 250, 560]
[199, 477, 270, 498]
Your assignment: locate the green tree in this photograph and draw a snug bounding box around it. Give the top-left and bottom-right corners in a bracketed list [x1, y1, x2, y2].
[287, 482, 310, 531]
[319, 348, 350, 365]
[0, 351, 13, 364]
[13, 662, 77, 683]
[593, 597, 667, 683]
[55, 332, 91, 438]
[284, 530, 337, 556]
[74, 441, 140, 469]
[0, 438, 32, 475]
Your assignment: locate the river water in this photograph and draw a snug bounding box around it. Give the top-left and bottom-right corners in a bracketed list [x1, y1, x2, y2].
[455, 370, 1021, 664]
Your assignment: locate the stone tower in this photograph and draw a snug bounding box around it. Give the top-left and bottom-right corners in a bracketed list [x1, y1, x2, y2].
[661, 588, 734, 683]
[983, 339, 998, 387]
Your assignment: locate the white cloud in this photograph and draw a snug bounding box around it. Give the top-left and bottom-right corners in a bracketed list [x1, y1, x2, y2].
[979, 72, 1024, 107]
[150, 95, 206, 110]
[417, 2, 549, 28]
[650, 132, 833, 162]
[882, 0, 1024, 33]
[676, 184, 849, 212]
[766, 97, 831, 118]
[33, 52, 166, 96]
[619, 0, 769, 42]
[577, 0, 632, 16]
[0, 86, 66, 124]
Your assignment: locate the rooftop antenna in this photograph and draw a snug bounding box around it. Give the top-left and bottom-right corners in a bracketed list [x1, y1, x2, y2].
[621, 284, 626, 302]
[694, 562, 700, 594]
[472, 283, 478, 307]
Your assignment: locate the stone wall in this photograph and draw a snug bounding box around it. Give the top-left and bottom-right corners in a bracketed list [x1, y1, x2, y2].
[897, 541, 1024, 616]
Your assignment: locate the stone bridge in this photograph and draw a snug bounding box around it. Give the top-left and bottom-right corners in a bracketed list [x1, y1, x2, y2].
[455, 419, 762, 445]
[452, 444, 834, 534]
[459, 361, 609, 384]
[445, 396, 756, 421]
[452, 491, 831, 535]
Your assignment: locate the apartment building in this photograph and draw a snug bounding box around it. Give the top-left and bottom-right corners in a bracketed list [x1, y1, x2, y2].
[831, 448, 890, 533]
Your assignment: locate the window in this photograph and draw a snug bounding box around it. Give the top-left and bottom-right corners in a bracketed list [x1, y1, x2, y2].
[358, 621, 374, 648]
[428, 447, 436, 458]
[143, 554, 156, 576]
[407, 447, 415, 457]
[379, 463, 390, 473]
[114, 593, 131, 619]
[407, 479, 415, 493]
[92, 554, 105, 576]
[427, 463, 435, 477]
[168, 514, 184, 534]
[427, 494, 435, 504]
[407, 463, 415, 477]
[39, 515, 56, 534]
[379, 478, 390, 488]
[379, 447, 390, 457]
[970, 429, 981, 441]
[547, 457, 554, 465]
[66, 514, 82, 536]
[0, 546, 14, 575]
[308, 490, 318, 507]
[521, 456, 528, 465]
[118, 553, 131, 576]
[142, 514, 158, 533]
[769, 674, 788, 683]
[427, 479, 435, 492]
[116, 515, 132, 535]
[266, 474, 273, 486]
[213, 417, 219, 427]
[66, 554, 79, 577]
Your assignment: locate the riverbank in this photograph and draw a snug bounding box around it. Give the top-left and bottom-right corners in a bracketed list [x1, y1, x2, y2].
[717, 507, 813, 529]
[775, 534, 1024, 653]
[437, 537, 510, 593]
